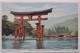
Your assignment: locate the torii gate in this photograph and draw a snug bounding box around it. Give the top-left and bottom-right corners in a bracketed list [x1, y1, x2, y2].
[11, 8, 53, 40]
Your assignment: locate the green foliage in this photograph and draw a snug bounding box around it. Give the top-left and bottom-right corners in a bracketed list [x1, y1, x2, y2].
[47, 26, 72, 35]
[53, 17, 78, 32]
[24, 22, 33, 36]
[47, 29, 52, 35]
[55, 26, 70, 34]
[2, 15, 8, 21]
[2, 15, 33, 36]
[2, 15, 15, 36]
[31, 28, 36, 37]
[75, 31, 78, 35]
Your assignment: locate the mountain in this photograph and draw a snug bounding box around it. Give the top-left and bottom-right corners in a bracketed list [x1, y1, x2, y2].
[42, 14, 78, 29]
[42, 14, 78, 30]
[52, 17, 78, 32]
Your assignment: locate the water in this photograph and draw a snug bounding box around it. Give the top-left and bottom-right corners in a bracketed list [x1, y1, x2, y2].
[2, 38, 78, 49]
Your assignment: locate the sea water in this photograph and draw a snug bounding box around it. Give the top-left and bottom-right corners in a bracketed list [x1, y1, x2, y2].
[2, 38, 78, 49]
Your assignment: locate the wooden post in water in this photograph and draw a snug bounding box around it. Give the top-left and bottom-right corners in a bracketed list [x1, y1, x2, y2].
[41, 25, 44, 40]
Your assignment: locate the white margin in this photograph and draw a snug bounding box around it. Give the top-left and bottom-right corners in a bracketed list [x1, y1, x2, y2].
[0, 0, 79, 53]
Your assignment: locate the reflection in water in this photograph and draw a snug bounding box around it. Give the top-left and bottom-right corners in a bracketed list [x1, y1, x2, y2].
[57, 38, 64, 41]
[36, 40, 44, 49]
[2, 38, 78, 49]
[13, 40, 23, 49]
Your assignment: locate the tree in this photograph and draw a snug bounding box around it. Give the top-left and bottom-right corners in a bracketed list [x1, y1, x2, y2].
[2, 15, 8, 21]
[75, 31, 78, 35]
[54, 26, 70, 34]
[65, 27, 69, 33]
[24, 22, 33, 36]
[31, 28, 36, 37]
[2, 15, 15, 36]
[55, 26, 61, 33]
[47, 29, 52, 35]
[51, 28, 56, 34]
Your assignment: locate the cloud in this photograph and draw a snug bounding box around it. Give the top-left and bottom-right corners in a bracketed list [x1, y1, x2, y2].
[42, 3, 78, 17]
[2, 3, 50, 12]
[3, 3, 35, 12]
[2, 3, 78, 28]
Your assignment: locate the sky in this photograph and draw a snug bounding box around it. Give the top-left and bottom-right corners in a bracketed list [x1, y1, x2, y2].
[2, 3, 78, 28]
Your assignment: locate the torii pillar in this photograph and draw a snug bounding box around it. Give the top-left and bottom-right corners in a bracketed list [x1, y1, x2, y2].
[23, 26, 26, 40]
[41, 25, 44, 40]
[36, 23, 44, 41]
[19, 16, 26, 40]
[15, 24, 19, 39]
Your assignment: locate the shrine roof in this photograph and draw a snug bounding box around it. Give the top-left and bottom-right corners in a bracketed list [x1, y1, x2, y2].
[11, 8, 53, 16]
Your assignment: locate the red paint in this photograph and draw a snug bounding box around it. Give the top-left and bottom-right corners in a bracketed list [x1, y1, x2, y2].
[14, 15, 47, 40]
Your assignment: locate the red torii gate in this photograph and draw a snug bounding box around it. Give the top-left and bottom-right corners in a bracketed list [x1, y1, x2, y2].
[11, 8, 53, 40]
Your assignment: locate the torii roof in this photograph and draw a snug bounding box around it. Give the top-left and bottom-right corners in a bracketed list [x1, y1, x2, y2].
[11, 8, 53, 16]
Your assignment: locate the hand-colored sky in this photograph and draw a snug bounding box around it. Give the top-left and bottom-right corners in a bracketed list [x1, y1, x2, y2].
[2, 3, 78, 28]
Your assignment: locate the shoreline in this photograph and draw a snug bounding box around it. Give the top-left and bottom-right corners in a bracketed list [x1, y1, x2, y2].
[2, 36, 78, 40]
